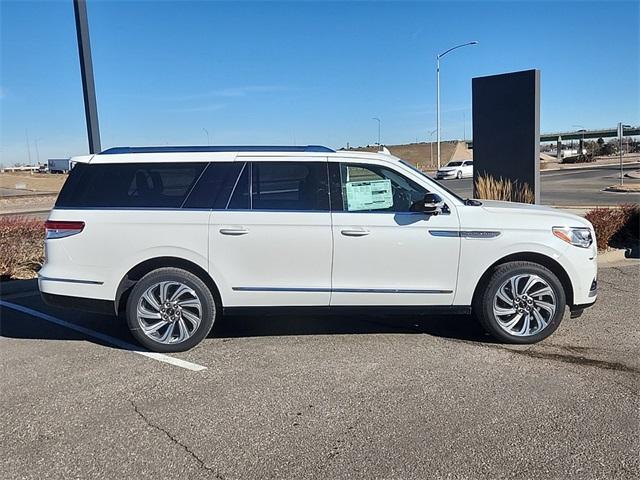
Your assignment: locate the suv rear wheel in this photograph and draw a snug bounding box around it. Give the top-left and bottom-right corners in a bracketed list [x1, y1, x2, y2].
[473, 261, 566, 344]
[126, 268, 216, 352]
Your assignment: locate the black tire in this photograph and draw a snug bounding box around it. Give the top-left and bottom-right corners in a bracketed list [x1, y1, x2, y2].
[456, 170, 462, 179]
[472, 261, 566, 344]
[126, 267, 216, 352]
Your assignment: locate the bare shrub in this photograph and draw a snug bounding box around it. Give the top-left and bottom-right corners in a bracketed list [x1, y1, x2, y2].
[585, 204, 639, 251]
[0, 216, 44, 280]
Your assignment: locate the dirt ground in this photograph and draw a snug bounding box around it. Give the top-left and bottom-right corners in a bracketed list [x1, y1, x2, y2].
[0, 172, 67, 193]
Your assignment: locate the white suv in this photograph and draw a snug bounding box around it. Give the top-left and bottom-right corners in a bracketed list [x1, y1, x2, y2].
[40, 146, 597, 352]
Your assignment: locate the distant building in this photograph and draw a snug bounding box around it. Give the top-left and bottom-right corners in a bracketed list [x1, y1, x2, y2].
[48, 158, 72, 173]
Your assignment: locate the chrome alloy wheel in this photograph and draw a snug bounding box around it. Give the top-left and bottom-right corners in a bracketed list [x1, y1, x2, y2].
[492, 274, 557, 337]
[136, 281, 202, 344]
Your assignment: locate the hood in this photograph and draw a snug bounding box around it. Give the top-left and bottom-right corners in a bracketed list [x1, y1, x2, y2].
[480, 200, 591, 228]
[437, 166, 459, 172]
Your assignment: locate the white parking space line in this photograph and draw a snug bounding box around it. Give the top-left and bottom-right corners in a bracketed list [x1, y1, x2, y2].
[0, 300, 207, 372]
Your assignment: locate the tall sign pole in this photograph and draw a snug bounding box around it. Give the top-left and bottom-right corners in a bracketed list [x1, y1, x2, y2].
[73, 0, 101, 153]
[618, 122, 624, 186]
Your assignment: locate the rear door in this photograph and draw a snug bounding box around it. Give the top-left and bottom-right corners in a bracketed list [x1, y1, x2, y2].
[210, 158, 333, 307]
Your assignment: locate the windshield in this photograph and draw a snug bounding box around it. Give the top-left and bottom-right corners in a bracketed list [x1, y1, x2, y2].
[399, 160, 466, 203]
[446, 161, 463, 167]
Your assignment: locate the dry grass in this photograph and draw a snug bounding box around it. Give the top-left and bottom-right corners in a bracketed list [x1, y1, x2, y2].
[0, 216, 44, 280]
[474, 174, 535, 204]
[585, 204, 640, 252]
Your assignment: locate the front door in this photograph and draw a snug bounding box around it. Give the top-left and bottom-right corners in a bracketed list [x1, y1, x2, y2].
[210, 159, 332, 307]
[329, 160, 460, 306]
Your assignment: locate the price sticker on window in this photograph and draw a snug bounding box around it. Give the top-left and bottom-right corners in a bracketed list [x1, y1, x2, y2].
[345, 179, 393, 211]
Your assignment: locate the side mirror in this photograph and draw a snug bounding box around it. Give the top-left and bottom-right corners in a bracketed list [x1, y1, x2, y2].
[411, 193, 445, 215]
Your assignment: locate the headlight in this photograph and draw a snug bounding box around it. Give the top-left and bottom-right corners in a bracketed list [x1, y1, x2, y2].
[552, 227, 593, 248]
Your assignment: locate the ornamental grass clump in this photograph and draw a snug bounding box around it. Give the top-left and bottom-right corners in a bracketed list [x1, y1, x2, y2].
[474, 174, 535, 204]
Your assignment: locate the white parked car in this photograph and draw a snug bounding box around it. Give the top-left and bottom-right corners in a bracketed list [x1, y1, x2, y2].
[40, 146, 597, 352]
[436, 159, 473, 179]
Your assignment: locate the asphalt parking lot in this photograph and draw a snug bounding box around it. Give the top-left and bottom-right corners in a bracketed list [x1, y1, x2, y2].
[1, 261, 639, 479]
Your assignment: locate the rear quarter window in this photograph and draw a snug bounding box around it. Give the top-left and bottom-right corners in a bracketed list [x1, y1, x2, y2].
[56, 162, 206, 208]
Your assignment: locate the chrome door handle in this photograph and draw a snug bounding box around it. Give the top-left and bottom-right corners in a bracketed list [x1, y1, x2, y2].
[219, 228, 249, 236]
[341, 229, 370, 237]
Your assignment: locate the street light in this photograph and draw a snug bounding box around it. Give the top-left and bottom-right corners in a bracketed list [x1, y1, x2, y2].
[202, 128, 210, 146]
[372, 117, 381, 148]
[429, 128, 437, 167]
[436, 41, 478, 169]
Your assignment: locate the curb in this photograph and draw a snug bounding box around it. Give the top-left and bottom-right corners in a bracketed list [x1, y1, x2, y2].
[603, 186, 640, 193]
[541, 161, 640, 173]
[598, 248, 640, 266]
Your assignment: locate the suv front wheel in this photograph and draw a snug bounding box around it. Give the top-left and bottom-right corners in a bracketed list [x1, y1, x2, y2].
[473, 261, 566, 343]
[126, 267, 216, 352]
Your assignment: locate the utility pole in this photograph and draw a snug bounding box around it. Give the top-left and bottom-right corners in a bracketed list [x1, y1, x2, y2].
[73, 0, 101, 153]
[34, 138, 41, 164]
[25, 129, 32, 165]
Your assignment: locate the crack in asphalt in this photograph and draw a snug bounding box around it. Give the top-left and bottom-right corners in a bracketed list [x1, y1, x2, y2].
[130, 400, 224, 479]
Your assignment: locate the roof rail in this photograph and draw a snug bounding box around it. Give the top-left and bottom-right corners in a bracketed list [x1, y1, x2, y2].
[100, 145, 335, 155]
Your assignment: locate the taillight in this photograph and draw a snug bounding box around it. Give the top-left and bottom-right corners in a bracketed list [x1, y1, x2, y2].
[45, 220, 85, 239]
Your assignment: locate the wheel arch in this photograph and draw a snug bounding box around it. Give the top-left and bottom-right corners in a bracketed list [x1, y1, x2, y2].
[114, 256, 222, 316]
[471, 252, 574, 308]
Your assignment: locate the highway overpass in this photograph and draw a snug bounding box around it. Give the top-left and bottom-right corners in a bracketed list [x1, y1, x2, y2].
[466, 125, 639, 148]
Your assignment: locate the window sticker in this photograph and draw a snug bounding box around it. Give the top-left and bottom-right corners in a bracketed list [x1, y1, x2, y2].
[345, 179, 393, 211]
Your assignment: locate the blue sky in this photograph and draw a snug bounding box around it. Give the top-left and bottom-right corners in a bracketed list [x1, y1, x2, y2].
[1, 0, 639, 165]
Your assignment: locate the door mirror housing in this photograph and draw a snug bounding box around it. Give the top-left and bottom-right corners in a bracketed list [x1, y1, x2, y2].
[411, 193, 445, 215]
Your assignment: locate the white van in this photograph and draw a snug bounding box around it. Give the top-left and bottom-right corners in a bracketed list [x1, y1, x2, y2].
[39, 146, 597, 352]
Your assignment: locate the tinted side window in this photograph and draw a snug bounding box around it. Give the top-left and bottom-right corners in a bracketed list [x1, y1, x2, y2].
[183, 162, 244, 209]
[251, 162, 329, 211]
[56, 162, 89, 206]
[55, 163, 206, 208]
[336, 163, 427, 213]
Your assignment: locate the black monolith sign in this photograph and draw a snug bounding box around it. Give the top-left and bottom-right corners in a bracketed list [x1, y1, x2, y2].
[472, 69, 540, 203]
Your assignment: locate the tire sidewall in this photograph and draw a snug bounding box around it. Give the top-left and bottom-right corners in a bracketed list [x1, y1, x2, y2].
[126, 268, 216, 353]
[478, 263, 566, 344]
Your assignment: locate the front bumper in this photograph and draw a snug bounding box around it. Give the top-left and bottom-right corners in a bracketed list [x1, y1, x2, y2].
[569, 276, 597, 318]
[435, 171, 456, 179]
